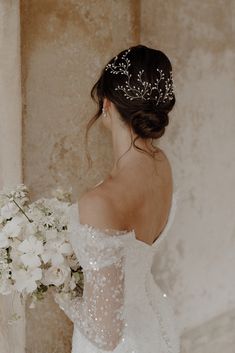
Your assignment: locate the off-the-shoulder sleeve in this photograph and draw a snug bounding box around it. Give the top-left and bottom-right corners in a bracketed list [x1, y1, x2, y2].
[55, 204, 129, 351]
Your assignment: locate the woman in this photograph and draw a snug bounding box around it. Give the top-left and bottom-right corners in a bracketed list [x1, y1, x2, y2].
[55, 44, 180, 353]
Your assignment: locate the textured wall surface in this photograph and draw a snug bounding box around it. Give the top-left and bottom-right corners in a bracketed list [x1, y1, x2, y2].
[21, 0, 140, 201]
[0, 0, 22, 186]
[181, 307, 235, 353]
[21, 1, 140, 352]
[0, 1, 25, 353]
[141, 0, 235, 334]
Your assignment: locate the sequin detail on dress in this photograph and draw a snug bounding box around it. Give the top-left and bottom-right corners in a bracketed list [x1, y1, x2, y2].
[55, 191, 180, 353]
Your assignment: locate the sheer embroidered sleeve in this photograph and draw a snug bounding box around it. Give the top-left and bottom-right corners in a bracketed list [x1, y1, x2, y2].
[54, 203, 129, 351]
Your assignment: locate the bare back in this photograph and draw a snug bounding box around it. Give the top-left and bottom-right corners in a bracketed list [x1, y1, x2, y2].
[87, 148, 173, 245]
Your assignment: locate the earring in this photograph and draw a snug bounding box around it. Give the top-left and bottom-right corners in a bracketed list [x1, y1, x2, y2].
[102, 107, 107, 118]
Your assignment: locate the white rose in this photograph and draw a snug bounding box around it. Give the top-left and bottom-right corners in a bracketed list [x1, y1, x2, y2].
[41, 265, 70, 287]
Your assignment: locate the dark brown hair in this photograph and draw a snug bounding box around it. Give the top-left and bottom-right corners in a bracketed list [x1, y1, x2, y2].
[85, 44, 175, 169]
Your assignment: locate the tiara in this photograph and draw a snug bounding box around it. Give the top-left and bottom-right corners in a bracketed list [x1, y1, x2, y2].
[104, 48, 174, 106]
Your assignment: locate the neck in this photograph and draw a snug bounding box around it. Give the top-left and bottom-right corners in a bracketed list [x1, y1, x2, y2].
[105, 101, 159, 178]
[109, 123, 157, 177]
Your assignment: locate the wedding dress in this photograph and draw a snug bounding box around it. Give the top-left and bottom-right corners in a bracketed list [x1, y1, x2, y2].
[56, 182, 180, 353]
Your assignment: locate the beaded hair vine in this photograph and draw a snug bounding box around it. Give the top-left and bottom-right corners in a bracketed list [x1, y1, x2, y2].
[104, 48, 175, 106]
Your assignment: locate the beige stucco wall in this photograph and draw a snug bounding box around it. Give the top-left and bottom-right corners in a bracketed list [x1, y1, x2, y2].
[20, 0, 235, 352]
[0, 1, 25, 353]
[141, 0, 235, 333]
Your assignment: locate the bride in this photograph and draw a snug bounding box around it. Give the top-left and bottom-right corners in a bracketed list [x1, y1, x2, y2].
[54, 44, 180, 353]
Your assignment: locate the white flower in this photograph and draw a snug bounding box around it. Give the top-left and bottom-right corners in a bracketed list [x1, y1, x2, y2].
[25, 220, 37, 236]
[0, 231, 9, 248]
[51, 187, 72, 202]
[41, 265, 70, 286]
[9, 238, 24, 266]
[41, 238, 73, 267]
[18, 235, 43, 268]
[12, 267, 42, 293]
[45, 229, 58, 240]
[1, 214, 26, 239]
[0, 213, 27, 249]
[66, 253, 79, 271]
[1, 202, 19, 219]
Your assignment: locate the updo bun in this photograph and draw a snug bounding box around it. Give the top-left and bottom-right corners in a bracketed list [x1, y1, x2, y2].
[130, 108, 169, 139]
[85, 44, 176, 167]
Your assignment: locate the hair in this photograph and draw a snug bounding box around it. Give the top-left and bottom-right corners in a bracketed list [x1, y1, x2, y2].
[85, 44, 176, 169]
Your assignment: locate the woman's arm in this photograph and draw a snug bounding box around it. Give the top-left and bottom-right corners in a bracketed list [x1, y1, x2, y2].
[55, 258, 125, 351]
[54, 194, 126, 351]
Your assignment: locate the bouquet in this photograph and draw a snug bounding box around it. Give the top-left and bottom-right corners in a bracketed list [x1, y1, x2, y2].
[0, 184, 83, 313]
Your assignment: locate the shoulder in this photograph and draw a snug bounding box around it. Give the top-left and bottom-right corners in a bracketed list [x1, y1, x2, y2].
[78, 190, 124, 231]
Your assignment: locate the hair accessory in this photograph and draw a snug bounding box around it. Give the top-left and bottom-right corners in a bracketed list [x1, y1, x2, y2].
[105, 48, 174, 106]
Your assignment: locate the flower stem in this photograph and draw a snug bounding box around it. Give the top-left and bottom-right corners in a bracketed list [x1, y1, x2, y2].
[11, 198, 33, 223]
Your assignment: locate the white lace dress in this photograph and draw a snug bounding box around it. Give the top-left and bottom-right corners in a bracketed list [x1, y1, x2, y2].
[56, 189, 180, 353]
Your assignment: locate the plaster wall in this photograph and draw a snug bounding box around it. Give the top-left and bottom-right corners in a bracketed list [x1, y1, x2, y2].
[0, 1, 25, 353]
[141, 0, 235, 333]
